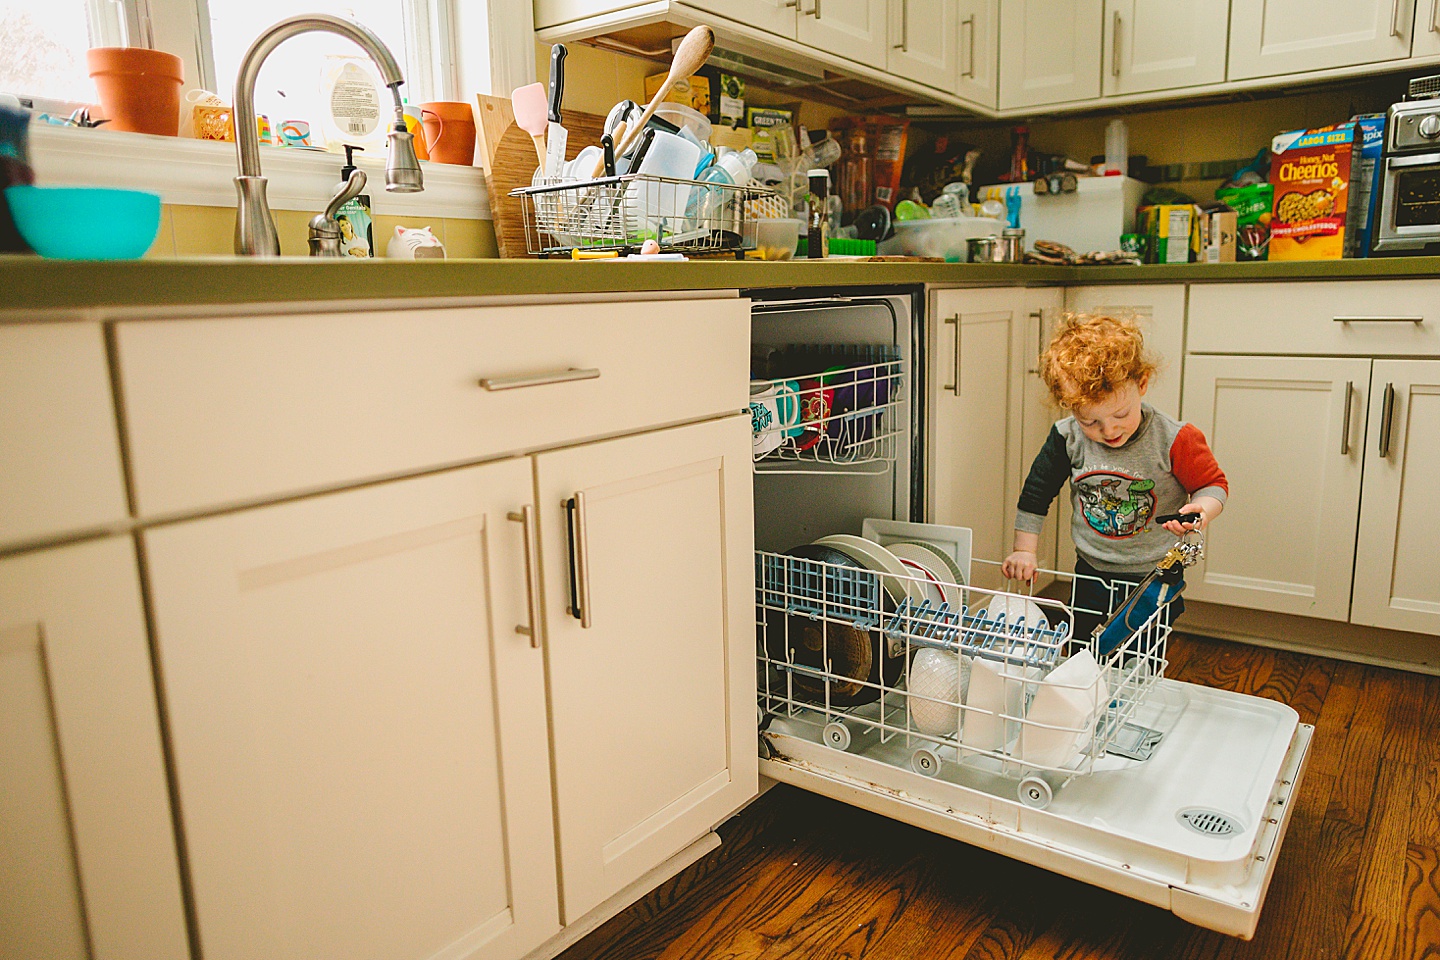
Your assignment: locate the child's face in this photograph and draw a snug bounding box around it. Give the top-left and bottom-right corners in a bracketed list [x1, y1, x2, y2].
[1072, 378, 1147, 448]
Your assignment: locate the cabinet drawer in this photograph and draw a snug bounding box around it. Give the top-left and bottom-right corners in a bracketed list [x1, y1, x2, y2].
[1188, 281, 1440, 356]
[118, 297, 748, 517]
[0, 322, 129, 548]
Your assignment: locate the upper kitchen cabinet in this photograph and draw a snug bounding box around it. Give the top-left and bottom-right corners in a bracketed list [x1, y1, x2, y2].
[1102, 0, 1229, 95]
[1229, 0, 1416, 81]
[888, 0, 959, 92]
[798, 0, 888, 69]
[144, 459, 561, 960]
[701, 0, 800, 38]
[955, 0, 999, 107]
[998, 0, 1103, 110]
[1352, 359, 1440, 636]
[1416, 0, 1440, 55]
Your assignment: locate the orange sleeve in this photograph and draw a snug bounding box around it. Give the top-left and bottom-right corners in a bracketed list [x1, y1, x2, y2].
[1170, 423, 1229, 497]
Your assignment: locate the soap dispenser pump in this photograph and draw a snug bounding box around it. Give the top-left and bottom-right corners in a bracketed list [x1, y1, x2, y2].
[334, 145, 374, 257]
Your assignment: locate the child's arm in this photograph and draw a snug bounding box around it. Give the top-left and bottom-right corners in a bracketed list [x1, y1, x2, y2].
[1164, 424, 1229, 535]
[1002, 426, 1070, 581]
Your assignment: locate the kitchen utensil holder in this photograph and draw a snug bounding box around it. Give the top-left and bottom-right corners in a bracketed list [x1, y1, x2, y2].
[510, 173, 780, 257]
[750, 359, 905, 475]
[755, 548, 1174, 794]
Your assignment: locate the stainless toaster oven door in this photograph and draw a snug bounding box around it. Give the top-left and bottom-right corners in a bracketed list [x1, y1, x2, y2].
[1375, 151, 1440, 252]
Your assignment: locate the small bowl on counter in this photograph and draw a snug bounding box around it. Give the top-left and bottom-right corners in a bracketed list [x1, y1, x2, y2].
[744, 217, 802, 260]
[5, 185, 162, 259]
[878, 216, 1003, 261]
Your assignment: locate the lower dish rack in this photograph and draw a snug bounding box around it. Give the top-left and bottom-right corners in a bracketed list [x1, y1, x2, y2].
[755, 545, 1178, 809]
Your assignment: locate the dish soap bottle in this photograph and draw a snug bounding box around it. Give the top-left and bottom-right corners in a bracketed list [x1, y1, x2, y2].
[334, 145, 374, 257]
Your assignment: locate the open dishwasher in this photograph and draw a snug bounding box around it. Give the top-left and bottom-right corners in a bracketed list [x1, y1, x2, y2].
[747, 289, 1311, 940]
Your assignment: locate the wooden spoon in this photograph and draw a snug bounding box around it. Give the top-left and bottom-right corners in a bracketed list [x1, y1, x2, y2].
[613, 25, 715, 158]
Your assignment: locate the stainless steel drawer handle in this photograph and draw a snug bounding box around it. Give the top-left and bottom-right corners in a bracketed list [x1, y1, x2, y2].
[565, 492, 593, 629]
[1332, 316, 1424, 324]
[508, 506, 543, 647]
[1340, 380, 1353, 456]
[1111, 11, 1122, 78]
[944, 314, 961, 395]
[479, 367, 600, 391]
[961, 14, 976, 78]
[1378, 382, 1396, 458]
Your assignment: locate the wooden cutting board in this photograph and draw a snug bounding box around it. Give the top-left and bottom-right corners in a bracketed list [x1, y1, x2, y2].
[475, 94, 607, 258]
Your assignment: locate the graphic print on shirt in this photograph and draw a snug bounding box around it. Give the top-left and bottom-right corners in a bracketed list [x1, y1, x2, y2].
[1074, 470, 1156, 539]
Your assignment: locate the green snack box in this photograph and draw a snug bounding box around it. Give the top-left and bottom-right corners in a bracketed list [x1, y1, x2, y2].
[1139, 204, 1197, 264]
[1214, 182, 1273, 261]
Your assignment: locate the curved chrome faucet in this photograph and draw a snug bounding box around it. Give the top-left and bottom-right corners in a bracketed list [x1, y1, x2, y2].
[232, 14, 424, 255]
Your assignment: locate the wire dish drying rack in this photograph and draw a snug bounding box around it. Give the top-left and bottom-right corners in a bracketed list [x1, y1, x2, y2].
[750, 356, 904, 474]
[756, 545, 1185, 809]
[509, 173, 784, 258]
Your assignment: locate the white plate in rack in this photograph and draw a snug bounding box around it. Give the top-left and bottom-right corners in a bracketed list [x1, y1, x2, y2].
[813, 534, 926, 607]
[888, 541, 966, 610]
[861, 519, 972, 587]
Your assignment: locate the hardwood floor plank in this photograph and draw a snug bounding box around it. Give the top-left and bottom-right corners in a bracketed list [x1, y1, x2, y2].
[1414, 762, 1440, 846]
[1284, 794, 1365, 960]
[1351, 758, 1419, 921]
[1382, 671, 1430, 766]
[1168, 634, 1277, 697]
[1400, 844, 1440, 960]
[1328, 670, 1398, 826]
[1309, 662, 1365, 781]
[1341, 913, 1399, 960]
[1285, 656, 1336, 726]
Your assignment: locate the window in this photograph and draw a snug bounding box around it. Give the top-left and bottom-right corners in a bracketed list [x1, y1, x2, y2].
[0, 0, 126, 103]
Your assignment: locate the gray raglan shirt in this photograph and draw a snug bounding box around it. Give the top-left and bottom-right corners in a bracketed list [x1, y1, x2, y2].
[1015, 404, 1229, 574]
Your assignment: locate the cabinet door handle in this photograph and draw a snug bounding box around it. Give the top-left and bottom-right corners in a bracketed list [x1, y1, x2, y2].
[1391, 0, 1405, 37]
[508, 506, 543, 647]
[1332, 315, 1424, 324]
[1378, 382, 1396, 458]
[479, 367, 600, 391]
[803, 0, 820, 16]
[1111, 11, 1122, 78]
[1340, 380, 1353, 456]
[943, 314, 961, 395]
[894, 0, 908, 51]
[1432, 0, 1439, 33]
[961, 14, 977, 78]
[564, 492, 593, 628]
[1026, 309, 1045, 375]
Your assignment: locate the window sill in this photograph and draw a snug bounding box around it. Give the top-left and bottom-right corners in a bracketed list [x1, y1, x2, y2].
[29, 123, 491, 220]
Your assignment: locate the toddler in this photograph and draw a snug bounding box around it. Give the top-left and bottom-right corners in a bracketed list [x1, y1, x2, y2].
[1000, 313, 1228, 641]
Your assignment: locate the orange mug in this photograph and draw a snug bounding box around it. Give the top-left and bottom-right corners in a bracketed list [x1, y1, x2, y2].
[419, 101, 476, 165]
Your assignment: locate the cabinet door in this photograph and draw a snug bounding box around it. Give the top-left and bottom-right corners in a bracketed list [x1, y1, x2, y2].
[1014, 290, 1066, 584]
[0, 538, 188, 960]
[930, 288, 1020, 590]
[998, 0, 1103, 110]
[1058, 285, 1188, 571]
[145, 459, 558, 960]
[798, 0, 888, 66]
[888, 0, 958, 91]
[956, 0, 998, 108]
[1182, 356, 1371, 620]
[701, 0, 798, 38]
[1417, 0, 1440, 56]
[535, 414, 757, 923]
[1229, 0, 1415, 81]
[1103, 0, 1228, 95]
[1352, 360, 1440, 635]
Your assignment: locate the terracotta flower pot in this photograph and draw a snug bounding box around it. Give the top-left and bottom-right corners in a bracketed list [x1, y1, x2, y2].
[87, 47, 184, 137]
[419, 101, 477, 165]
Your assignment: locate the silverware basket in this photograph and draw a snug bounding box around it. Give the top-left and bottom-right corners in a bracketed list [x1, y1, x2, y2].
[509, 174, 785, 258]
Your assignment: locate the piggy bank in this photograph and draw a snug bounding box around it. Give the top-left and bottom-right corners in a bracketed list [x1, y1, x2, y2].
[385, 225, 446, 259]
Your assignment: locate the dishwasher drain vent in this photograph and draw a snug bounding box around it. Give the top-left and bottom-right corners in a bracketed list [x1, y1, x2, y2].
[1177, 808, 1242, 837]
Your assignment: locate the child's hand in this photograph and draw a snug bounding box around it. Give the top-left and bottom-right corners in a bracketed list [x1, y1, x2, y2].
[1002, 550, 1038, 582]
[1161, 496, 1224, 535]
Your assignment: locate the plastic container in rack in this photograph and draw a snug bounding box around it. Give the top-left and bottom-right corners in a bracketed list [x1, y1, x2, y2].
[878, 217, 1003, 261]
[653, 102, 712, 145]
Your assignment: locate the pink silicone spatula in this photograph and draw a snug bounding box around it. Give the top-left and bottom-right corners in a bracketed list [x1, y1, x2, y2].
[510, 82, 549, 173]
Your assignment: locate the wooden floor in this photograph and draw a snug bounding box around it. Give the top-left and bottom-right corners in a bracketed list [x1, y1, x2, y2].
[560, 634, 1440, 960]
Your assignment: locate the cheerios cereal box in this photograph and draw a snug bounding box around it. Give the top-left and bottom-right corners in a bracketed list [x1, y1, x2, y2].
[1268, 123, 1357, 260]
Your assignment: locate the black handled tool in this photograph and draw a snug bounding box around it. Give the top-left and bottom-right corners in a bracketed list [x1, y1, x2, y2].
[601, 134, 616, 177]
[1155, 511, 1204, 525]
[547, 44, 567, 122]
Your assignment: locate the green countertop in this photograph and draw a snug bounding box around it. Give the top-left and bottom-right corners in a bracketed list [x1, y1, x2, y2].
[4, 254, 1439, 312]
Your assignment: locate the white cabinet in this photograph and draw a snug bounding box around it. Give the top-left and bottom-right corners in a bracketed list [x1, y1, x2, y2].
[1229, 0, 1415, 81]
[702, 0, 799, 37]
[888, 0, 958, 91]
[1182, 355, 1371, 621]
[955, 0, 998, 108]
[997, 0, 1103, 110]
[798, 0, 888, 67]
[535, 414, 757, 922]
[0, 537, 188, 960]
[1416, 0, 1440, 56]
[1102, 0, 1228, 95]
[144, 459, 561, 960]
[1352, 360, 1440, 635]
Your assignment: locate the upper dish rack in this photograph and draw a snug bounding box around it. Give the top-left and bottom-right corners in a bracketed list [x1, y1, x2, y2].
[750, 347, 905, 475]
[510, 173, 783, 258]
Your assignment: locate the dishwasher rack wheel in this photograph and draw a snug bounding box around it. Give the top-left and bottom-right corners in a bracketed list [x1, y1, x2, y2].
[822, 721, 852, 751]
[911, 746, 942, 778]
[1019, 775, 1053, 810]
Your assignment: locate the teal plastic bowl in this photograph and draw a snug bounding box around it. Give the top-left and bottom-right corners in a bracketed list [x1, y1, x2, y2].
[5, 186, 162, 259]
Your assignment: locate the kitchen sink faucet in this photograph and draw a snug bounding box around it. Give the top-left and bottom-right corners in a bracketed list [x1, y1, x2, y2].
[232, 14, 424, 255]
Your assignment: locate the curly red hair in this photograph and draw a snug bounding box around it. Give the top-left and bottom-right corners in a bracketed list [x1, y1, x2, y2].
[1040, 313, 1157, 410]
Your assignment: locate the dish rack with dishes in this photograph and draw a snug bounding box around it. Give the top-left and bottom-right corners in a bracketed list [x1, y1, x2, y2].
[749, 343, 905, 475]
[509, 174, 784, 258]
[756, 524, 1187, 810]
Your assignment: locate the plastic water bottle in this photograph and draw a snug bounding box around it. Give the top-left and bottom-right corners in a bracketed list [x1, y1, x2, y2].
[1105, 118, 1128, 176]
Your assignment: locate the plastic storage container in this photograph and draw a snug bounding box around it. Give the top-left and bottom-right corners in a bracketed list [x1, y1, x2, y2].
[878, 217, 1003, 261]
